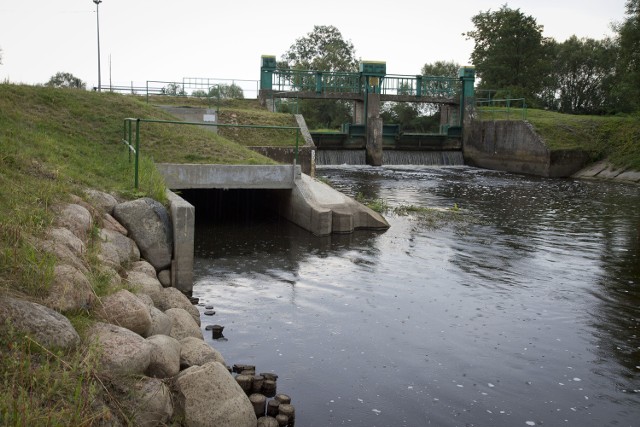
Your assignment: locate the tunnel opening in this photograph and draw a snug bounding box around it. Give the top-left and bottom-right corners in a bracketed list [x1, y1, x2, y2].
[178, 188, 288, 226]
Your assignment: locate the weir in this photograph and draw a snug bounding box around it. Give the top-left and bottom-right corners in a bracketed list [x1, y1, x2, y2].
[316, 150, 464, 166]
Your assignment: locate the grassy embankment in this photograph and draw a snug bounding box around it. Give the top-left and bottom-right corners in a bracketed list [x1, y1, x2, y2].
[480, 107, 640, 171]
[0, 84, 291, 425]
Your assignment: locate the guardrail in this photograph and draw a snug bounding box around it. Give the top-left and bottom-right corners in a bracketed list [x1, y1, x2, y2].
[121, 118, 301, 189]
[381, 74, 460, 98]
[476, 98, 527, 120]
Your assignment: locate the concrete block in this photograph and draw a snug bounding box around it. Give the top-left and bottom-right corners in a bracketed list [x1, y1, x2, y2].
[166, 190, 194, 293]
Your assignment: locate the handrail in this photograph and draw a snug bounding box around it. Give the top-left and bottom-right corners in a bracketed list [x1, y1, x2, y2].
[476, 98, 527, 120]
[121, 118, 301, 189]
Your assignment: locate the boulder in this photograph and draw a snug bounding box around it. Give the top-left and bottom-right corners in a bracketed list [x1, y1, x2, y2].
[129, 260, 158, 279]
[179, 336, 225, 369]
[87, 322, 151, 376]
[157, 269, 171, 287]
[84, 189, 119, 214]
[128, 377, 173, 427]
[34, 237, 88, 274]
[53, 203, 93, 241]
[0, 297, 80, 350]
[165, 308, 203, 340]
[96, 265, 122, 288]
[113, 198, 173, 271]
[98, 228, 140, 266]
[174, 362, 257, 427]
[45, 264, 96, 312]
[146, 335, 181, 378]
[156, 287, 200, 326]
[95, 290, 151, 335]
[102, 213, 128, 236]
[46, 227, 85, 257]
[126, 270, 163, 305]
[145, 306, 173, 337]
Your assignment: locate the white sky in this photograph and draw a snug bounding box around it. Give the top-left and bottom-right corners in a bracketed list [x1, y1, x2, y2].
[0, 0, 628, 94]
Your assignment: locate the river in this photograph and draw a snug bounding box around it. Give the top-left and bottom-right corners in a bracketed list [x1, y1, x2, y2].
[192, 165, 640, 427]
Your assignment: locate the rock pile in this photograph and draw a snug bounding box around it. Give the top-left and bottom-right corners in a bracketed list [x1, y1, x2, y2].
[0, 189, 257, 426]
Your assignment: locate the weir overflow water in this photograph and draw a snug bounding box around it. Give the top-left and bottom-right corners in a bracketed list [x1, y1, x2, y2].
[192, 165, 640, 427]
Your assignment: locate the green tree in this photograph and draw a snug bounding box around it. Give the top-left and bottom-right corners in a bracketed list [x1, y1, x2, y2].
[162, 83, 186, 96]
[209, 83, 244, 99]
[613, 0, 640, 112]
[421, 60, 460, 77]
[45, 72, 86, 89]
[551, 36, 616, 114]
[280, 25, 358, 129]
[464, 5, 553, 103]
[282, 25, 358, 72]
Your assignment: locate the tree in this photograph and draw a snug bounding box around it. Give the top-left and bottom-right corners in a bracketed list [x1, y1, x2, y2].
[612, 0, 640, 112]
[282, 25, 358, 72]
[464, 5, 553, 103]
[46, 72, 86, 89]
[281, 26, 358, 129]
[421, 60, 460, 78]
[550, 36, 616, 114]
[162, 83, 186, 96]
[209, 83, 244, 99]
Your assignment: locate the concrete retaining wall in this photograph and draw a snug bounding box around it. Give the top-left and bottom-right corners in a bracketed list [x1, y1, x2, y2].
[464, 120, 589, 177]
[156, 164, 300, 190]
[165, 190, 195, 293]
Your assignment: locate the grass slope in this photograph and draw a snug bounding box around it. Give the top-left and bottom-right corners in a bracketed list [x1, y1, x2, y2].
[481, 107, 640, 170]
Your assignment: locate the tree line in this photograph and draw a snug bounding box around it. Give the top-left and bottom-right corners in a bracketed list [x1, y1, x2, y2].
[279, 1, 639, 130]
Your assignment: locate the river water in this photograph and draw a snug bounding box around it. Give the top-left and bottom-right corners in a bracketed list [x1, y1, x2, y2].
[192, 165, 640, 427]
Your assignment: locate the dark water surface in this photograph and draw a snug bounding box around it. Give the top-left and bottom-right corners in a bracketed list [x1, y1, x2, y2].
[193, 166, 640, 427]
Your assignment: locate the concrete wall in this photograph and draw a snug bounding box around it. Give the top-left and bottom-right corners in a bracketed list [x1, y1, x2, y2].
[156, 164, 300, 190]
[165, 190, 195, 293]
[464, 120, 589, 177]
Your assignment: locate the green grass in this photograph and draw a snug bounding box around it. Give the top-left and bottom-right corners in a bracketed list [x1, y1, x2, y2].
[479, 107, 640, 171]
[0, 84, 292, 425]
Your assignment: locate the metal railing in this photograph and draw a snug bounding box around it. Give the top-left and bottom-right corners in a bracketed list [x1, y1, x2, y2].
[121, 118, 301, 189]
[476, 98, 527, 120]
[267, 69, 461, 99]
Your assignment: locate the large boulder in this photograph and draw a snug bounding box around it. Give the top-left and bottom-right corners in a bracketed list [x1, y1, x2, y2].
[102, 213, 129, 236]
[156, 287, 200, 326]
[113, 198, 173, 271]
[127, 377, 173, 427]
[145, 306, 173, 337]
[98, 228, 140, 267]
[87, 322, 151, 376]
[45, 264, 96, 312]
[0, 297, 80, 350]
[146, 335, 181, 378]
[84, 189, 119, 215]
[174, 362, 257, 427]
[126, 270, 164, 305]
[179, 336, 225, 369]
[129, 260, 158, 279]
[53, 203, 93, 241]
[46, 227, 85, 257]
[95, 290, 151, 335]
[33, 237, 88, 274]
[165, 308, 203, 341]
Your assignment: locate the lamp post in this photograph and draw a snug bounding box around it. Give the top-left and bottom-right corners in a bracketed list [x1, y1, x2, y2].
[93, 0, 102, 92]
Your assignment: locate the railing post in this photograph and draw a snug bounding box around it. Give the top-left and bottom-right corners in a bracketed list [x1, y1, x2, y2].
[135, 119, 140, 189]
[315, 71, 323, 94]
[294, 129, 299, 166]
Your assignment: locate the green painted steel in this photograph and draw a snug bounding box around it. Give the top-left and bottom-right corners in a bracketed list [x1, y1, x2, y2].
[121, 118, 301, 189]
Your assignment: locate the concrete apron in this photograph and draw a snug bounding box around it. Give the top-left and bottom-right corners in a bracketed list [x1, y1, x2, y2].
[159, 164, 390, 292]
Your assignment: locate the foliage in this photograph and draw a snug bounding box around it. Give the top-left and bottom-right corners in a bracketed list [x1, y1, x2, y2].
[162, 82, 186, 96]
[464, 5, 553, 103]
[355, 192, 388, 213]
[421, 60, 460, 78]
[46, 72, 86, 90]
[611, 0, 640, 112]
[282, 25, 358, 72]
[208, 83, 244, 99]
[549, 36, 617, 114]
[280, 25, 357, 129]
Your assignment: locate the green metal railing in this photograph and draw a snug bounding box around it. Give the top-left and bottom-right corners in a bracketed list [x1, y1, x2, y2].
[121, 118, 301, 189]
[266, 69, 461, 99]
[476, 98, 527, 120]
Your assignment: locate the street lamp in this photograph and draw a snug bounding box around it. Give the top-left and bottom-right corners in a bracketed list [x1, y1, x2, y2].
[93, 0, 102, 92]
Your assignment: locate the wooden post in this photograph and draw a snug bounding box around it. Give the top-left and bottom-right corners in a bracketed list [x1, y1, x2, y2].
[252, 375, 265, 393]
[274, 394, 291, 405]
[275, 414, 289, 427]
[250, 393, 267, 418]
[257, 416, 279, 427]
[267, 399, 280, 417]
[235, 374, 253, 394]
[278, 404, 295, 425]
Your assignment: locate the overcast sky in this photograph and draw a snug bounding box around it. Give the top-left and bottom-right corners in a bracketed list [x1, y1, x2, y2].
[0, 0, 628, 94]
